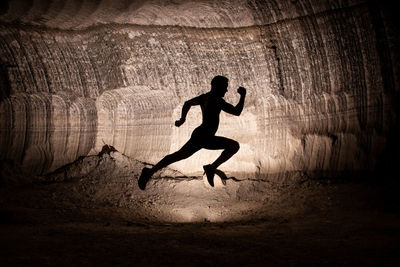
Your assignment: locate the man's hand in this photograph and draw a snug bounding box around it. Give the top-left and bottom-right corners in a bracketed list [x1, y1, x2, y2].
[175, 118, 185, 127]
[237, 87, 246, 96]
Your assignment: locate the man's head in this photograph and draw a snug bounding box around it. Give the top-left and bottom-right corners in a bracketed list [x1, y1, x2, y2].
[211, 75, 228, 97]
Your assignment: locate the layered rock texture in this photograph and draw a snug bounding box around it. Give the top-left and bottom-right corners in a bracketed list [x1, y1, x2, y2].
[0, 0, 398, 179]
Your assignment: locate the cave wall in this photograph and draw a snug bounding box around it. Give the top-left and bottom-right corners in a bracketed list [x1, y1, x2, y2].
[0, 0, 398, 178]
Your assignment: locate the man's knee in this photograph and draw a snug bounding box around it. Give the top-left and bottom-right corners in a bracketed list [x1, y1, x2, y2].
[230, 140, 240, 154]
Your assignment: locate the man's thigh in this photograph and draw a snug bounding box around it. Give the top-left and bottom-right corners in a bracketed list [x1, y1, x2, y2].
[202, 136, 236, 150]
[174, 139, 202, 157]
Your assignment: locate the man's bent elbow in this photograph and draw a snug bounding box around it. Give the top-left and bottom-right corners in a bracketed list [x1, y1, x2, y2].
[234, 109, 243, 116]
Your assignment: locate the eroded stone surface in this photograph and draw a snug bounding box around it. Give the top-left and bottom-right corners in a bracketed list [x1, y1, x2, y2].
[0, 1, 398, 179]
[0, 0, 365, 29]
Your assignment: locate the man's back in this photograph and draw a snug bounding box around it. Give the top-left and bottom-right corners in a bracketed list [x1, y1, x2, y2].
[198, 92, 225, 135]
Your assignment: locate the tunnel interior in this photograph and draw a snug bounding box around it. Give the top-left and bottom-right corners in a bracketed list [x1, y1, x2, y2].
[0, 0, 399, 265]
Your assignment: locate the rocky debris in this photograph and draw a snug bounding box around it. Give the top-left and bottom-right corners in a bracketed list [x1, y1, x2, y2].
[0, 145, 335, 223]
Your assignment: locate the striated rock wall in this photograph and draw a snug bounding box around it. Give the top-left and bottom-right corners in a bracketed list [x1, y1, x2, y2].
[0, 0, 365, 29]
[0, 92, 96, 174]
[95, 86, 177, 164]
[0, 1, 398, 178]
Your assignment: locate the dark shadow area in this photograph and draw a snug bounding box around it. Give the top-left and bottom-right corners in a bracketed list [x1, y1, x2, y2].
[0, 174, 399, 266]
[0, 64, 11, 102]
[0, 1, 8, 16]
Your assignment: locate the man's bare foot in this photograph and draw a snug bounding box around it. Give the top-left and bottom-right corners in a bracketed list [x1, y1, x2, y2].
[138, 167, 151, 190]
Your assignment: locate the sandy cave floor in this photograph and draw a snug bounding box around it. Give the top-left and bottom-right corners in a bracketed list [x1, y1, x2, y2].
[0, 149, 400, 266]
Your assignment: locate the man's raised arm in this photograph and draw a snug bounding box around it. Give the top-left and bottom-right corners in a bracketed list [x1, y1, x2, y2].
[222, 87, 246, 116]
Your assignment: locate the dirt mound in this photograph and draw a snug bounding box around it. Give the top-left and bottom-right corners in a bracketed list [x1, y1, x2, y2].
[0, 145, 335, 223]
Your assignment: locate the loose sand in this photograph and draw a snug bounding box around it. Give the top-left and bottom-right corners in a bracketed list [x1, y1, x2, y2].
[1, 148, 399, 266]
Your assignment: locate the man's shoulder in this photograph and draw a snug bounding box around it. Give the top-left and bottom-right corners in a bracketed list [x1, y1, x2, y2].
[199, 92, 209, 101]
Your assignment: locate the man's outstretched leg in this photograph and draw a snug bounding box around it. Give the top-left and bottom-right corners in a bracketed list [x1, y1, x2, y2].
[203, 136, 240, 187]
[138, 141, 200, 190]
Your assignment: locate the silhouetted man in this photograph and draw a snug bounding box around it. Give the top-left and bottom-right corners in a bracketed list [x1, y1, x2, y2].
[138, 75, 246, 190]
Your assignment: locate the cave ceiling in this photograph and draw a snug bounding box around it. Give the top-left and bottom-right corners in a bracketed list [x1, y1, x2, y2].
[1, 0, 366, 29]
